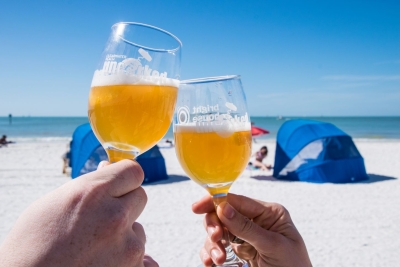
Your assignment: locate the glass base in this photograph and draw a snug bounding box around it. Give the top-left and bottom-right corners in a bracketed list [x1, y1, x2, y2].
[215, 247, 249, 267]
[197, 256, 248, 267]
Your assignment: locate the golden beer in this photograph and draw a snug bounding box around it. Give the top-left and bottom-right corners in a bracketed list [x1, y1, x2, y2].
[174, 126, 252, 195]
[88, 84, 178, 162]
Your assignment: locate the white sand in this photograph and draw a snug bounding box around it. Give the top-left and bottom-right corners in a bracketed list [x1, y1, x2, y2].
[1, 139, 399, 266]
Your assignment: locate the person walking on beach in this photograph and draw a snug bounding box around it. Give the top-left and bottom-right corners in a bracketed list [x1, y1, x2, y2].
[0, 160, 311, 267]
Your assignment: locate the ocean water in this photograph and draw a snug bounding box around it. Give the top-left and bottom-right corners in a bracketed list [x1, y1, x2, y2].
[0, 117, 88, 141]
[250, 116, 400, 140]
[0, 116, 399, 140]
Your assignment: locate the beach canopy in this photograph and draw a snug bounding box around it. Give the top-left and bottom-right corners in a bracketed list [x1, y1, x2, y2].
[251, 126, 269, 137]
[273, 120, 368, 183]
[70, 123, 168, 183]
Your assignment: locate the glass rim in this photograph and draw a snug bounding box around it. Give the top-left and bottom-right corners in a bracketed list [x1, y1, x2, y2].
[180, 75, 241, 84]
[111, 22, 182, 53]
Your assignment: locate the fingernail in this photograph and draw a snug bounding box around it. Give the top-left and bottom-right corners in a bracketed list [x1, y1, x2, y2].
[207, 226, 215, 237]
[222, 203, 235, 219]
[211, 249, 221, 261]
[97, 161, 106, 169]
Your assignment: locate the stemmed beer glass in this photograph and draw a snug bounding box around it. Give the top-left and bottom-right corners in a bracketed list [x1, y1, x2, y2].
[174, 76, 252, 266]
[88, 22, 181, 162]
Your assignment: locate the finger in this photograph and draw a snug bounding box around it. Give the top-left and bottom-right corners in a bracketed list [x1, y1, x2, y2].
[119, 187, 147, 223]
[132, 222, 146, 245]
[97, 161, 110, 169]
[193, 193, 268, 218]
[193, 194, 290, 233]
[143, 254, 159, 267]
[192, 194, 214, 214]
[87, 159, 144, 197]
[203, 212, 223, 243]
[199, 247, 213, 267]
[204, 237, 226, 265]
[226, 194, 272, 220]
[225, 195, 293, 234]
[231, 242, 257, 261]
[217, 202, 284, 252]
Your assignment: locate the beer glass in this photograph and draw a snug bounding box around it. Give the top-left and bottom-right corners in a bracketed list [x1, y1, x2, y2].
[174, 76, 252, 266]
[88, 22, 181, 162]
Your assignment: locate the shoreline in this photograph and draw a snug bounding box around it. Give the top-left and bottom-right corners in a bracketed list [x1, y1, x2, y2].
[6, 136, 400, 142]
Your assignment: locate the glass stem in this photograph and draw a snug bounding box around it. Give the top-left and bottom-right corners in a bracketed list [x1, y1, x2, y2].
[212, 194, 248, 267]
[105, 147, 136, 162]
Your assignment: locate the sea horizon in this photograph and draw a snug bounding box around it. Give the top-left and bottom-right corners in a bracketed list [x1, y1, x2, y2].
[1, 116, 399, 140]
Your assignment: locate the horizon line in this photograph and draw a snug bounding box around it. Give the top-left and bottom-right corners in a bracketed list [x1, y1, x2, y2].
[1, 115, 400, 118]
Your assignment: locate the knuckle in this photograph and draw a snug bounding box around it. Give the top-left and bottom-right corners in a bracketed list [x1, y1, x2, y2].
[124, 160, 144, 184]
[234, 244, 256, 260]
[73, 180, 105, 209]
[270, 202, 291, 220]
[108, 203, 130, 230]
[272, 202, 287, 214]
[113, 160, 144, 186]
[126, 238, 145, 262]
[239, 217, 254, 235]
[133, 186, 148, 206]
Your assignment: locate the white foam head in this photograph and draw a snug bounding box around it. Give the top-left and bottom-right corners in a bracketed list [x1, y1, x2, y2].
[174, 121, 251, 138]
[91, 70, 179, 87]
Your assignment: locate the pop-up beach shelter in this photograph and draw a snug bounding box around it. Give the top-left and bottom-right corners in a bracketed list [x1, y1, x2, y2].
[273, 120, 368, 183]
[70, 123, 168, 183]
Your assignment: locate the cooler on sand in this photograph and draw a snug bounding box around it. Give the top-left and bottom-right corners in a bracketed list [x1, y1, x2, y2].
[273, 120, 368, 183]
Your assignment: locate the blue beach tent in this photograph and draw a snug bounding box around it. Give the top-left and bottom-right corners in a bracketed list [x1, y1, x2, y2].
[70, 123, 168, 183]
[273, 120, 368, 183]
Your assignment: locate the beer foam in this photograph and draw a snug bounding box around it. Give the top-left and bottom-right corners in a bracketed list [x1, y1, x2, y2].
[174, 121, 251, 138]
[91, 70, 179, 87]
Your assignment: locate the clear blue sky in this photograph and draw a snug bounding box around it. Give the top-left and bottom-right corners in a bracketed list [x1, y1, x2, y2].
[1, 0, 399, 116]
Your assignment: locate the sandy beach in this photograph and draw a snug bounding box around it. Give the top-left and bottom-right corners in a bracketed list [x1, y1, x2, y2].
[0, 139, 399, 266]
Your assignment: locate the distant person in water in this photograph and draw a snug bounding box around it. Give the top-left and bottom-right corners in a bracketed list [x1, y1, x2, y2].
[251, 146, 272, 171]
[165, 139, 174, 147]
[0, 135, 14, 147]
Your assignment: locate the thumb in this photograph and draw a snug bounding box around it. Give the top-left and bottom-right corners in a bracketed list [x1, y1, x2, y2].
[217, 202, 281, 252]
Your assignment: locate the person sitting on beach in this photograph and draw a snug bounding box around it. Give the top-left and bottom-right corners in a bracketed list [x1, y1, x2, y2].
[0, 160, 310, 267]
[165, 139, 174, 147]
[0, 135, 14, 147]
[61, 141, 72, 174]
[250, 146, 272, 170]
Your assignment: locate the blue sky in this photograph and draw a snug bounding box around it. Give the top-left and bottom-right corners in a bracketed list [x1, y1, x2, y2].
[0, 0, 399, 116]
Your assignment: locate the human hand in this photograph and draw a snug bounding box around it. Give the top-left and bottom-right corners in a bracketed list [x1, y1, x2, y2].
[0, 160, 158, 267]
[192, 194, 312, 267]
